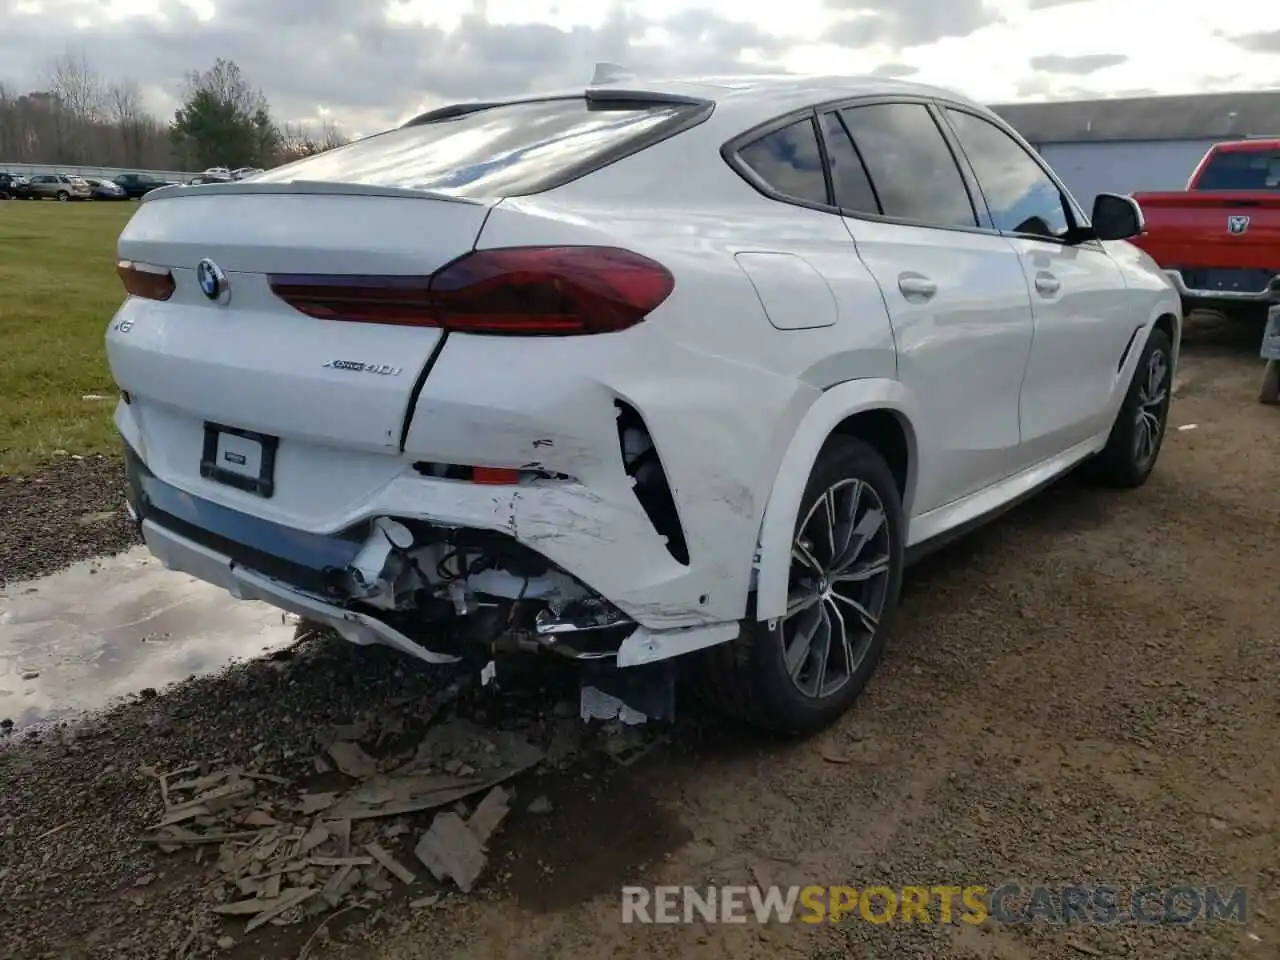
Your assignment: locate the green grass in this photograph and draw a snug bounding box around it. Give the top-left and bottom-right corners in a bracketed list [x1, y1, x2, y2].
[0, 201, 136, 475]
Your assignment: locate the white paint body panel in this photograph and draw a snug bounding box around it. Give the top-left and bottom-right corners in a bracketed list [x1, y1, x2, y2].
[1011, 237, 1136, 462]
[106, 73, 1181, 665]
[842, 219, 1034, 513]
[734, 252, 839, 330]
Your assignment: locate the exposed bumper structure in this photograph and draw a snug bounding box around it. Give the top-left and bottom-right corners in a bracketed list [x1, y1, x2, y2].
[123, 442, 738, 669]
[140, 519, 462, 664]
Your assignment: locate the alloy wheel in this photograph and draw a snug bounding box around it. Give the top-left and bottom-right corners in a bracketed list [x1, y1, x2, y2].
[782, 478, 892, 700]
[1133, 347, 1170, 468]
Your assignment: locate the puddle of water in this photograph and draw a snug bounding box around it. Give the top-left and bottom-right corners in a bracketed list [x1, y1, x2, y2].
[0, 547, 296, 730]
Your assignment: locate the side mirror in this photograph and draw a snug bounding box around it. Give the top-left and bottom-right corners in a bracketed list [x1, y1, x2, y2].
[1091, 193, 1144, 241]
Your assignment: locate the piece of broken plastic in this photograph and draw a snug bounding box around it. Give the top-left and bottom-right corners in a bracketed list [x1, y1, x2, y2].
[580, 685, 647, 725]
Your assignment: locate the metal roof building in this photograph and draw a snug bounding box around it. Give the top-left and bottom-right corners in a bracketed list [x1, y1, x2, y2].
[989, 89, 1280, 204]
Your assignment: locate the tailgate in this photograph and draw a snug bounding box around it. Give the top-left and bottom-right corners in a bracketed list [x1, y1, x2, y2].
[1133, 191, 1280, 285]
[107, 189, 493, 492]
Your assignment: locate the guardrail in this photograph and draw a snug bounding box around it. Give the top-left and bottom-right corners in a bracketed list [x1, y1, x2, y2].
[0, 162, 205, 182]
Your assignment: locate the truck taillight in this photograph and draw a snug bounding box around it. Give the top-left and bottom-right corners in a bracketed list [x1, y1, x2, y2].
[117, 260, 175, 301]
[267, 246, 675, 335]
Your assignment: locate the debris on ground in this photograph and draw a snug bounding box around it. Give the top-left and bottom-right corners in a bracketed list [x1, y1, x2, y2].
[413, 785, 514, 893]
[324, 720, 543, 821]
[135, 714, 542, 944]
[577, 663, 677, 725]
[580, 686, 648, 725]
[326, 740, 378, 779]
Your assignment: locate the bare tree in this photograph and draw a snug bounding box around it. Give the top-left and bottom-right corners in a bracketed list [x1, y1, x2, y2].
[45, 49, 104, 162]
[106, 78, 145, 166]
[0, 81, 17, 161]
[317, 118, 348, 152]
[48, 50, 104, 121]
[278, 118, 348, 162]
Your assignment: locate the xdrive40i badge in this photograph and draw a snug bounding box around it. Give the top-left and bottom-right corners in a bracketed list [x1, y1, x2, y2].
[322, 360, 403, 376]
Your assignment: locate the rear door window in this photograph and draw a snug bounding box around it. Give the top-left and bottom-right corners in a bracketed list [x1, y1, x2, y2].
[818, 111, 880, 214]
[251, 97, 699, 199]
[735, 117, 829, 206]
[837, 103, 977, 228]
[1194, 150, 1280, 190]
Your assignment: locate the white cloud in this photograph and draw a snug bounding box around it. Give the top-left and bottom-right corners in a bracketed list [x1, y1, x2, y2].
[1, 0, 1279, 133]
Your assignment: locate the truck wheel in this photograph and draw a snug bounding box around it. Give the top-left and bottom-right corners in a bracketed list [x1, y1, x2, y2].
[699, 436, 905, 735]
[1090, 327, 1174, 488]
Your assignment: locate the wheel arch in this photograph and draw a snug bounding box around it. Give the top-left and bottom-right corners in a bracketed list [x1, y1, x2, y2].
[754, 378, 921, 623]
[1151, 309, 1181, 370]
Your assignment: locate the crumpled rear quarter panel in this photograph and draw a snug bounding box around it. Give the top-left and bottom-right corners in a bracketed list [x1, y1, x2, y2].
[405, 327, 818, 628]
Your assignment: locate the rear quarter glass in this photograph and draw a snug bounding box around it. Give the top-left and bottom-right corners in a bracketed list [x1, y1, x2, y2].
[250, 98, 704, 198]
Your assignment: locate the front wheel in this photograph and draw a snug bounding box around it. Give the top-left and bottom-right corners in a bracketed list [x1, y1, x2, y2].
[56, 191, 69, 201]
[699, 436, 905, 735]
[1089, 327, 1174, 488]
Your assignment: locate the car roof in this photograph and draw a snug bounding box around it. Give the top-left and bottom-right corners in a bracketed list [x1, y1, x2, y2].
[444, 72, 988, 135]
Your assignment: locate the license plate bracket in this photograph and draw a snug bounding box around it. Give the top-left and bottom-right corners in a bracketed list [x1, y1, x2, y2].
[200, 422, 278, 498]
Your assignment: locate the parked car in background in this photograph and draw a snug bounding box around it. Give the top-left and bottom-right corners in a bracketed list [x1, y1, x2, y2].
[114, 173, 179, 199]
[203, 167, 233, 179]
[231, 167, 265, 180]
[1132, 138, 1280, 323]
[84, 178, 129, 201]
[0, 172, 22, 199]
[107, 73, 1180, 734]
[17, 173, 92, 200]
[185, 173, 233, 186]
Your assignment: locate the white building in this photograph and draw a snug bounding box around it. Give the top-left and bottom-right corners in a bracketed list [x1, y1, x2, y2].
[991, 89, 1280, 205]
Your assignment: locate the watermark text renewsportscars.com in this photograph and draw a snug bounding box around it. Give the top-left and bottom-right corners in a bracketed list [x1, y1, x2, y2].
[621, 884, 1249, 925]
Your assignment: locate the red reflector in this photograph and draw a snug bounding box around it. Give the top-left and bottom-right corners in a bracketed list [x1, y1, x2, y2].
[471, 467, 520, 485]
[267, 246, 674, 335]
[117, 260, 175, 301]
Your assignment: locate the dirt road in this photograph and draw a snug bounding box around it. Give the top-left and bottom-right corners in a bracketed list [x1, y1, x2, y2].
[2, 323, 1276, 959]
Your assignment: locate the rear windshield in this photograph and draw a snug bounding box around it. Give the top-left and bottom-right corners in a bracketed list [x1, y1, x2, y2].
[1194, 149, 1280, 190]
[252, 98, 695, 198]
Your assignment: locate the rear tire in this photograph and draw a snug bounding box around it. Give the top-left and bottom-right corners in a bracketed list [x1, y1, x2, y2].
[699, 436, 905, 735]
[56, 191, 69, 201]
[1090, 328, 1173, 488]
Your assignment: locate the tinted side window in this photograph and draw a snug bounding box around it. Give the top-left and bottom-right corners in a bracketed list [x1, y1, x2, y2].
[253, 98, 695, 199]
[839, 103, 976, 228]
[819, 112, 879, 214]
[737, 117, 829, 206]
[945, 108, 1071, 240]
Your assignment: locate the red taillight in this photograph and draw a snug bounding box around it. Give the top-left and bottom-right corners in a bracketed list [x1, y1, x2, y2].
[267, 246, 674, 335]
[117, 260, 175, 301]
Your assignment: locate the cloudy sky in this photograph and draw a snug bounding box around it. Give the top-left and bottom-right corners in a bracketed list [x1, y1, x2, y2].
[3, 0, 1280, 136]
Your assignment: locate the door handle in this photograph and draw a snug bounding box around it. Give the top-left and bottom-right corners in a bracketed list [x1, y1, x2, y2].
[1034, 271, 1061, 296]
[898, 273, 937, 300]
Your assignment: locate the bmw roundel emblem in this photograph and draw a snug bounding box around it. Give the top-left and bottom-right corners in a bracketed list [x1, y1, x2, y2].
[196, 258, 227, 301]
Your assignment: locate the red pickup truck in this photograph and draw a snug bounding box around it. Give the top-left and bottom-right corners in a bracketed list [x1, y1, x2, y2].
[1132, 139, 1280, 322]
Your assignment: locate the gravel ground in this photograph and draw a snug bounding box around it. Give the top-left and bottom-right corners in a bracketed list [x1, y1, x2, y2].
[1, 325, 1277, 959]
[0, 454, 139, 585]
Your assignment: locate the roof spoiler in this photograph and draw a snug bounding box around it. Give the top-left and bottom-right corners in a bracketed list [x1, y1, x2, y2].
[400, 86, 710, 129]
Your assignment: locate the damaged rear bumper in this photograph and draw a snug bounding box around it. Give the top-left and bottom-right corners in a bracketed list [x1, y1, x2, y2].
[140, 519, 462, 664]
[123, 444, 738, 668]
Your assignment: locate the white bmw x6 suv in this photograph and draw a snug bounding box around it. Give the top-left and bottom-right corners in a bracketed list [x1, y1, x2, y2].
[107, 73, 1181, 734]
